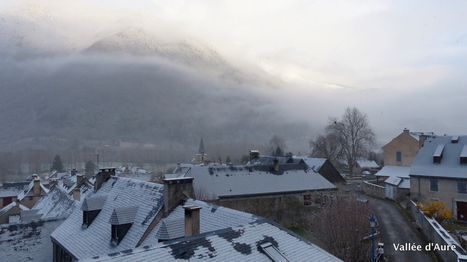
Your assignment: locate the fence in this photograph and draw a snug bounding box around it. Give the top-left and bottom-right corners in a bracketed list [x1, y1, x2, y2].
[361, 181, 385, 199]
[410, 200, 467, 262]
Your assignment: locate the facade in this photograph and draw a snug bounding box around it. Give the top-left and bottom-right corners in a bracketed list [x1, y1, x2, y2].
[382, 128, 434, 166]
[410, 135, 467, 220]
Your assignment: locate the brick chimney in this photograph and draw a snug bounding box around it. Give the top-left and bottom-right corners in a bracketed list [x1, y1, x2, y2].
[94, 168, 115, 190]
[273, 158, 279, 172]
[163, 177, 194, 214]
[33, 179, 41, 195]
[184, 205, 202, 237]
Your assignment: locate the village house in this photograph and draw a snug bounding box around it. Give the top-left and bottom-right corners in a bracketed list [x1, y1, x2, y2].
[375, 166, 411, 201]
[410, 135, 467, 220]
[176, 151, 340, 226]
[0, 181, 28, 209]
[50, 168, 341, 261]
[382, 128, 434, 167]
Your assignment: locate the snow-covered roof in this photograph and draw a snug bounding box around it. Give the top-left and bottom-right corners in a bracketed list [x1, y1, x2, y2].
[356, 159, 379, 168]
[142, 199, 260, 245]
[186, 164, 336, 199]
[409, 131, 436, 141]
[375, 166, 410, 179]
[51, 177, 165, 260]
[0, 202, 29, 216]
[29, 185, 85, 220]
[0, 218, 65, 262]
[85, 219, 342, 262]
[411, 135, 467, 178]
[17, 180, 49, 201]
[301, 157, 327, 171]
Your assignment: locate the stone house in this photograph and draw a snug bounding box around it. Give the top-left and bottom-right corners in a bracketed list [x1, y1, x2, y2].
[382, 128, 434, 166]
[410, 135, 467, 220]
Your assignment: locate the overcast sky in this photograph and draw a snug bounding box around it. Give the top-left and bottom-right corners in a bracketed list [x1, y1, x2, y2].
[5, 0, 467, 146]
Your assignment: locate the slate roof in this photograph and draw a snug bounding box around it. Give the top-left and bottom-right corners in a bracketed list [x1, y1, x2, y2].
[17, 180, 49, 201]
[409, 131, 436, 141]
[82, 195, 108, 211]
[84, 219, 342, 262]
[142, 199, 260, 245]
[186, 164, 336, 199]
[410, 135, 467, 178]
[0, 219, 65, 262]
[109, 206, 139, 225]
[29, 185, 81, 220]
[50, 177, 165, 260]
[0, 182, 29, 198]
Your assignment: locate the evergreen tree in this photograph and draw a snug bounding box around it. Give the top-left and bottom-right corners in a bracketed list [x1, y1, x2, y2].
[51, 155, 65, 172]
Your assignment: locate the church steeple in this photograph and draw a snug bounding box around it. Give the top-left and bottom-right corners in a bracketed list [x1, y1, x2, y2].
[198, 137, 205, 155]
[193, 137, 207, 164]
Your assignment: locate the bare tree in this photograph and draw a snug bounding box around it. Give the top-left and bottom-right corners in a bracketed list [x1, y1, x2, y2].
[309, 133, 343, 165]
[326, 107, 375, 176]
[305, 194, 374, 262]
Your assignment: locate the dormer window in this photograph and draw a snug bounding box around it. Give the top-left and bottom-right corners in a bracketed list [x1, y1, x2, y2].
[461, 145, 467, 164]
[81, 195, 107, 228]
[433, 145, 445, 163]
[109, 206, 138, 246]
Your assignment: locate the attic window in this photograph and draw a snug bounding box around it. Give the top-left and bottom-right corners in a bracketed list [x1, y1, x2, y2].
[433, 145, 445, 163]
[460, 145, 467, 164]
[452, 136, 459, 143]
[259, 242, 289, 262]
[81, 195, 107, 228]
[109, 206, 138, 246]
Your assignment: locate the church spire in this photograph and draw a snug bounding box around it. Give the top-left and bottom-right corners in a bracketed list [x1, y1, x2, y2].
[198, 137, 205, 155]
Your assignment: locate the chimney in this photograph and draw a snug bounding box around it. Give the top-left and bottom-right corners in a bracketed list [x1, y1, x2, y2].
[403, 128, 409, 134]
[49, 179, 58, 189]
[94, 168, 115, 190]
[249, 150, 260, 161]
[273, 158, 279, 172]
[33, 179, 41, 195]
[419, 134, 428, 148]
[76, 174, 84, 187]
[72, 188, 80, 201]
[163, 177, 194, 214]
[184, 205, 202, 237]
[71, 169, 78, 176]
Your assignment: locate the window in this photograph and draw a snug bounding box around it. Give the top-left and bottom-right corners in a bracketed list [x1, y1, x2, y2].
[459, 180, 467, 194]
[430, 178, 438, 192]
[396, 151, 402, 162]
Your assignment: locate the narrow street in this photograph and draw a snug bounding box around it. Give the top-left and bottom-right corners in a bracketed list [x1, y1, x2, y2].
[367, 195, 436, 262]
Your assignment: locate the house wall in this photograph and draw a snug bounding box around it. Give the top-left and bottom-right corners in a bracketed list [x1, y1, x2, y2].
[217, 191, 331, 227]
[0, 206, 22, 224]
[383, 130, 420, 166]
[0, 196, 17, 209]
[411, 176, 467, 218]
[20, 196, 42, 209]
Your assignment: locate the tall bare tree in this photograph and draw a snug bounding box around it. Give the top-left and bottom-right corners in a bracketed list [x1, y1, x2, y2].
[309, 133, 343, 166]
[305, 194, 374, 262]
[326, 107, 375, 176]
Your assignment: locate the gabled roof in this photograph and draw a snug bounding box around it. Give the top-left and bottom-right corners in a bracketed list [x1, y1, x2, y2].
[29, 185, 80, 220]
[411, 135, 467, 178]
[356, 159, 379, 168]
[186, 163, 336, 199]
[51, 177, 165, 260]
[17, 180, 49, 201]
[375, 166, 410, 179]
[82, 195, 108, 211]
[0, 202, 29, 216]
[84, 219, 342, 262]
[109, 206, 139, 225]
